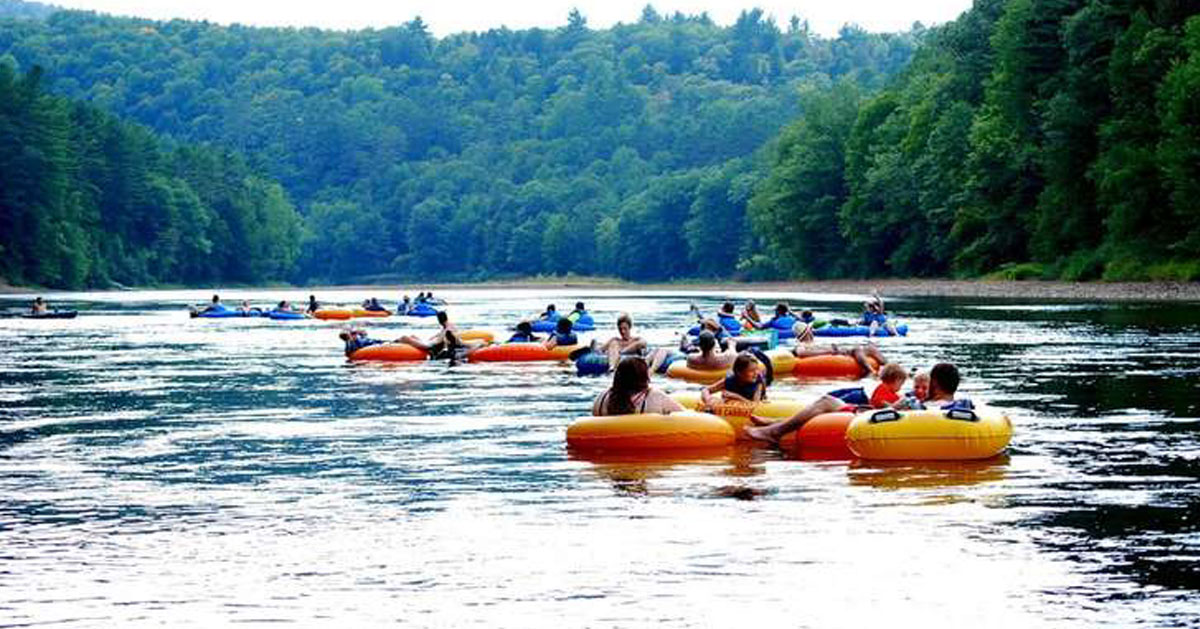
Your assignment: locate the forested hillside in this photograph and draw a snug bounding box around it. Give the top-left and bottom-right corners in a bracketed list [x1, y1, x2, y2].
[0, 3, 919, 286]
[0, 64, 304, 288]
[752, 0, 1200, 281]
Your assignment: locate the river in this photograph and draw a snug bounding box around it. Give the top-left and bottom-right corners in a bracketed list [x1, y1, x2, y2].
[1, 288, 1197, 627]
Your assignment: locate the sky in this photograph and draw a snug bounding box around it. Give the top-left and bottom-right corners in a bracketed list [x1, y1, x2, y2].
[46, 0, 974, 37]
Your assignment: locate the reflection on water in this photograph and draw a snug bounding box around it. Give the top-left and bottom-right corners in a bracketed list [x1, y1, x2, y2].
[0, 288, 1197, 626]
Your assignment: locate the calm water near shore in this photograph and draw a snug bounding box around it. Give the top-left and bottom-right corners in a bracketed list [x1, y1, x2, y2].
[1, 288, 1197, 627]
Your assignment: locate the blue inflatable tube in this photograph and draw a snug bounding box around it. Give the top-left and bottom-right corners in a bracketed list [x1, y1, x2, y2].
[195, 307, 263, 319]
[532, 313, 594, 332]
[405, 304, 439, 317]
[813, 323, 909, 337]
[575, 351, 610, 376]
[268, 310, 308, 320]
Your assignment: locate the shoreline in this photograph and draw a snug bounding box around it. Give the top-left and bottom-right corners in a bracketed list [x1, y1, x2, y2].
[3, 278, 1200, 302]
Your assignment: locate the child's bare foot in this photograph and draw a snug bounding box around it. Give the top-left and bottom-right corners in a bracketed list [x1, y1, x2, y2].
[744, 425, 780, 444]
[749, 414, 774, 426]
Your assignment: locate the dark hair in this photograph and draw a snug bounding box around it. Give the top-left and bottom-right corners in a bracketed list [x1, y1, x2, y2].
[516, 321, 533, 334]
[338, 331, 351, 341]
[575, 301, 584, 311]
[277, 301, 286, 309]
[546, 304, 556, 312]
[801, 309, 813, 318]
[722, 301, 734, 314]
[556, 318, 573, 334]
[775, 303, 789, 316]
[617, 313, 632, 329]
[698, 330, 716, 353]
[732, 352, 757, 377]
[930, 363, 960, 396]
[608, 356, 650, 415]
[309, 295, 316, 301]
[212, 295, 220, 303]
[436, 311, 449, 325]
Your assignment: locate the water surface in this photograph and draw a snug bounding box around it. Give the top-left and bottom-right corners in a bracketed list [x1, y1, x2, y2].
[1, 289, 1197, 627]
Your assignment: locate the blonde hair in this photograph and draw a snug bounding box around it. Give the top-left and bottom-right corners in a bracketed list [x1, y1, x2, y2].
[880, 363, 907, 385]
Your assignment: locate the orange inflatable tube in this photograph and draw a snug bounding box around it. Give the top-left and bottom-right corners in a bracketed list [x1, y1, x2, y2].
[352, 308, 392, 318]
[779, 412, 854, 455]
[468, 342, 579, 362]
[793, 354, 876, 378]
[314, 309, 353, 320]
[566, 411, 736, 451]
[348, 343, 428, 361]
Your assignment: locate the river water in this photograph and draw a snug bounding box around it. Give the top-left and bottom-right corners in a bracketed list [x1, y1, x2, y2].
[0, 288, 1197, 627]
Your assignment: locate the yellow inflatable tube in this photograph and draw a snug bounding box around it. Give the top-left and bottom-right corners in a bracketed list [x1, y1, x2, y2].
[566, 411, 735, 450]
[845, 405, 1013, 460]
[666, 361, 727, 384]
[670, 391, 806, 437]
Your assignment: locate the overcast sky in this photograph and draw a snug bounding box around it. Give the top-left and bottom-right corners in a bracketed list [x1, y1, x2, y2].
[47, 0, 974, 37]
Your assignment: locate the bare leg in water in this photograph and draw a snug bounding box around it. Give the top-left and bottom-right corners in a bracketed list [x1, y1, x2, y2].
[744, 395, 843, 445]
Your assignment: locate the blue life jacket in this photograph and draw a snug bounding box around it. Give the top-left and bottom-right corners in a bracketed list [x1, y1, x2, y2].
[768, 315, 797, 331]
[717, 312, 741, 333]
[507, 332, 539, 343]
[552, 332, 578, 346]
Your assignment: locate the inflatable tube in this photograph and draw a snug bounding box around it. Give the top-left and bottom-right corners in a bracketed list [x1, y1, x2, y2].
[405, 304, 439, 317]
[467, 342, 579, 362]
[23, 310, 79, 320]
[458, 330, 495, 343]
[670, 392, 855, 453]
[534, 314, 598, 332]
[813, 323, 909, 338]
[575, 351, 611, 376]
[314, 309, 353, 320]
[763, 348, 797, 375]
[793, 355, 876, 378]
[666, 361, 728, 384]
[566, 411, 735, 451]
[194, 308, 264, 319]
[348, 343, 428, 362]
[779, 412, 855, 453]
[352, 308, 392, 318]
[845, 406, 1013, 460]
[669, 392, 803, 437]
[268, 310, 308, 320]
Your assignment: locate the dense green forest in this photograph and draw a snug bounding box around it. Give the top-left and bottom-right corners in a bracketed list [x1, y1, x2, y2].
[0, 64, 304, 287]
[1, 0, 1197, 288]
[0, 2, 918, 287]
[752, 0, 1200, 281]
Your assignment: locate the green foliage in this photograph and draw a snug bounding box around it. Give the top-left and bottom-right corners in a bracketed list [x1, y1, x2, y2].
[0, 64, 303, 288]
[751, 0, 1200, 281]
[0, 3, 919, 282]
[983, 262, 1046, 281]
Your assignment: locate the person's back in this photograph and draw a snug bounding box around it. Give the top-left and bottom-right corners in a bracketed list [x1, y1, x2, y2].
[508, 321, 541, 343]
[546, 318, 577, 348]
[593, 357, 684, 416]
[567, 301, 587, 323]
[687, 331, 735, 370]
